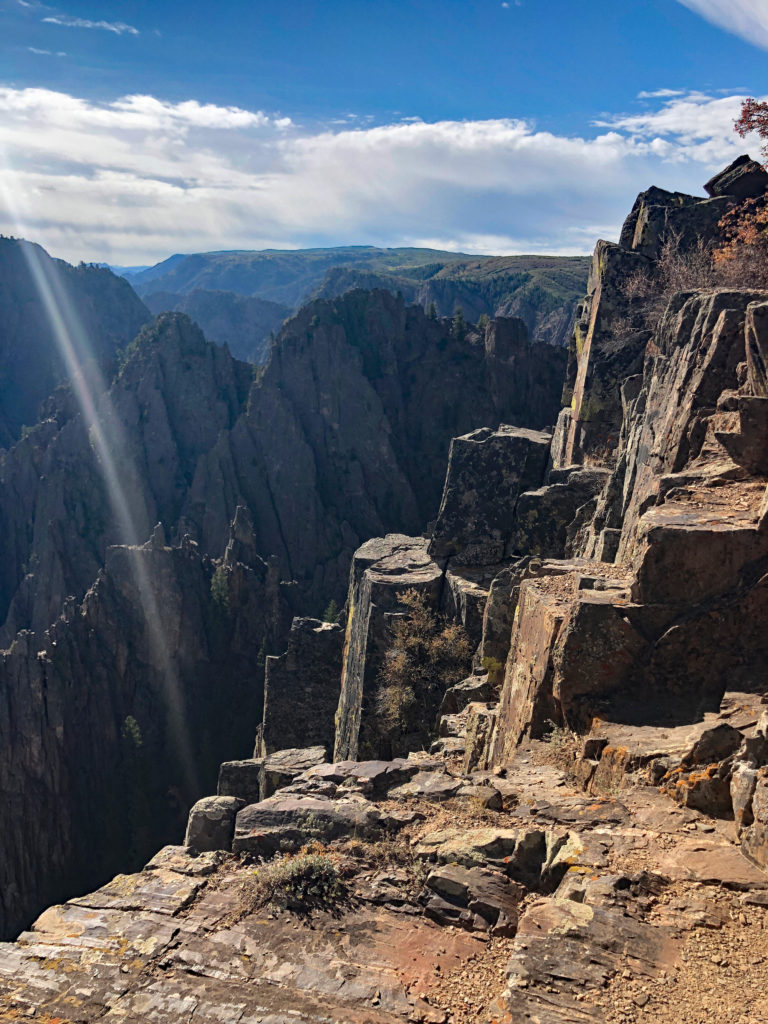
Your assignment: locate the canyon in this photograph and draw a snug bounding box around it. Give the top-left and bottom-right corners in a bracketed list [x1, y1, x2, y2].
[1, 156, 768, 1024]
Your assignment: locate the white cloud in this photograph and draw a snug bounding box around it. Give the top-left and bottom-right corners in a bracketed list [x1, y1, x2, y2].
[676, 0, 768, 49]
[0, 87, 762, 265]
[637, 89, 686, 99]
[27, 46, 66, 56]
[42, 14, 139, 35]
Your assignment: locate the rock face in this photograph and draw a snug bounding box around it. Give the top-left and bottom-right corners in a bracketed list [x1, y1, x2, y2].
[143, 288, 291, 363]
[259, 617, 344, 755]
[0, 522, 291, 940]
[428, 425, 551, 564]
[334, 535, 444, 761]
[0, 313, 253, 642]
[0, 291, 565, 645]
[0, 237, 150, 448]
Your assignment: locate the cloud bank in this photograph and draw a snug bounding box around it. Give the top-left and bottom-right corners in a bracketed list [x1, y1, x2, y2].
[0, 87, 761, 264]
[676, 0, 768, 49]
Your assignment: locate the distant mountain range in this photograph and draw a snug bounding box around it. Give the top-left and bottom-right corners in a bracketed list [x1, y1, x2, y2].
[124, 246, 590, 356]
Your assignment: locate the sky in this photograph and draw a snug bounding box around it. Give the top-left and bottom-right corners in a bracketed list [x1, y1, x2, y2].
[1, 0, 768, 266]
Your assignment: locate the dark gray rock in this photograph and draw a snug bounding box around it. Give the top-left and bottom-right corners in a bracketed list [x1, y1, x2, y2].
[232, 793, 401, 855]
[260, 617, 343, 756]
[333, 535, 444, 762]
[704, 154, 768, 201]
[425, 864, 522, 936]
[217, 758, 265, 805]
[428, 425, 551, 565]
[261, 746, 327, 800]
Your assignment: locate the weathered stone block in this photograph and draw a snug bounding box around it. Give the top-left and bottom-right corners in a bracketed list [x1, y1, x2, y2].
[632, 509, 768, 606]
[704, 154, 768, 201]
[260, 617, 343, 756]
[742, 771, 768, 869]
[261, 746, 327, 800]
[334, 534, 444, 762]
[184, 796, 244, 853]
[463, 702, 498, 774]
[428, 425, 551, 565]
[217, 758, 265, 805]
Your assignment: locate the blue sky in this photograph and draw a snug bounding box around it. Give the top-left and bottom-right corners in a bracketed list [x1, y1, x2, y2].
[1, 0, 768, 264]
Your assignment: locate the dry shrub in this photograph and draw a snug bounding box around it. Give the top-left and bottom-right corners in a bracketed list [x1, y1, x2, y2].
[375, 589, 472, 741]
[714, 195, 768, 288]
[540, 719, 582, 774]
[235, 849, 345, 917]
[618, 233, 719, 338]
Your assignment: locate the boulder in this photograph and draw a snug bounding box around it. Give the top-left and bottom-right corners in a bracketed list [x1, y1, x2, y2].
[302, 757, 421, 796]
[416, 826, 548, 888]
[704, 154, 768, 201]
[732, 764, 759, 832]
[463, 702, 498, 774]
[425, 864, 523, 936]
[184, 796, 244, 853]
[232, 793, 402, 856]
[439, 675, 496, 716]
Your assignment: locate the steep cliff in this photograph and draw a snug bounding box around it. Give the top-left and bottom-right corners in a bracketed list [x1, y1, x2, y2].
[0, 286, 564, 937]
[0, 292, 564, 643]
[0, 237, 150, 447]
[0, 521, 292, 940]
[0, 313, 253, 641]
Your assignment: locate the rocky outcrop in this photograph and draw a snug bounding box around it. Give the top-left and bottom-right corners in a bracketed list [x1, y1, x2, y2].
[0, 292, 565, 645]
[334, 535, 444, 761]
[258, 617, 343, 756]
[704, 154, 768, 201]
[428, 425, 551, 564]
[0, 313, 253, 641]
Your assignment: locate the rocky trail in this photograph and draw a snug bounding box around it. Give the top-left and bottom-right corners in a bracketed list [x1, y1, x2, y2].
[2, 702, 767, 1023]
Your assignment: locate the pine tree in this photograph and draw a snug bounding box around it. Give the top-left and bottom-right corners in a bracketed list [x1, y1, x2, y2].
[451, 306, 467, 341]
[323, 598, 340, 623]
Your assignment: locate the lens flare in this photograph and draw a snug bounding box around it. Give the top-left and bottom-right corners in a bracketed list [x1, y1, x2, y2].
[0, 164, 200, 801]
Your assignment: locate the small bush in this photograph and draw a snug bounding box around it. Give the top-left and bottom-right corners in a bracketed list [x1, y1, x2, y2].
[237, 851, 345, 915]
[542, 719, 581, 772]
